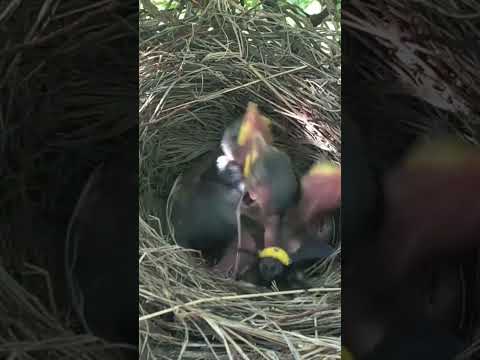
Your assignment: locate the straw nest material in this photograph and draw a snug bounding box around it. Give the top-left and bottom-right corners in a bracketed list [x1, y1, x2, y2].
[1, 1, 136, 359]
[139, 1, 341, 359]
[343, 0, 480, 142]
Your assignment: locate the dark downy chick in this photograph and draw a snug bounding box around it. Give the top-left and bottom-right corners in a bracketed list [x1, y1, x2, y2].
[170, 152, 244, 268]
[172, 103, 271, 277]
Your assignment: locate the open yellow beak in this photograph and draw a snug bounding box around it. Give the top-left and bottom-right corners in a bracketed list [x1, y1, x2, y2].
[237, 102, 272, 146]
[243, 149, 258, 178]
[308, 161, 340, 177]
[404, 137, 479, 170]
[258, 246, 291, 266]
[237, 121, 253, 146]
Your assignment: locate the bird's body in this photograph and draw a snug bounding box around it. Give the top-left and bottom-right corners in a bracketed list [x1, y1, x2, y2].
[221, 102, 273, 166]
[246, 147, 300, 216]
[247, 161, 340, 285]
[221, 102, 298, 220]
[171, 152, 244, 264]
[241, 135, 300, 252]
[238, 221, 335, 289]
[255, 203, 337, 285]
[173, 102, 339, 286]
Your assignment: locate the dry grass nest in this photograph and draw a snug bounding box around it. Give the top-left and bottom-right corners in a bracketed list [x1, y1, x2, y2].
[343, 0, 480, 139]
[139, 1, 341, 359]
[1, 1, 136, 359]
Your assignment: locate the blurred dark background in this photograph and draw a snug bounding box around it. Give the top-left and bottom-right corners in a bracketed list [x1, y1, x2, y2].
[0, 1, 138, 359]
[342, 0, 480, 359]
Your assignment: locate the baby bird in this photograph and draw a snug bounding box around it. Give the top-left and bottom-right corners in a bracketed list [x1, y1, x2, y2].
[170, 151, 245, 270]
[256, 161, 341, 284]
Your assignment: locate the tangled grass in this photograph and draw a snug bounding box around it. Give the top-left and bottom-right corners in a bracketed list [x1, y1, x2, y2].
[1, 1, 136, 359]
[343, 0, 480, 141]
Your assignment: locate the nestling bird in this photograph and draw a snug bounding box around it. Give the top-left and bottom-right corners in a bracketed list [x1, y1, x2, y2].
[378, 136, 480, 285]
[221, 102, 273, 166]
[229, 161, 340, 286]
[213, 215, 265, 279]
[221, 102, 298, 224]
[170, 150, 245, 271]
[241, 133, 300, 250]
[294, 161, 341, 225]
[222, 102, 298, 227]
[171, 103, 273, 277]
[254, 161, 341, 284]
[225, 106, 340, 287]
[232, 209, 338, 288]
[219, 102, 299, 277]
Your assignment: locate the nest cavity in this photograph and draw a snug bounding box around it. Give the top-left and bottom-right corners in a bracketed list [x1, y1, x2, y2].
[139, 1, 341, 359]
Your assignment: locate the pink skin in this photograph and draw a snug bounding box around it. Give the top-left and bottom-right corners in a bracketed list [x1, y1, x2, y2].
[230, 107, 273, 167]
[240, 104, 273, 146]
[213, 228, 258, 278]
[378, 165, 480, 284]
[263, 215, 281, 249]
[276, 171, 340, 245]
[242, 169, 342, 254]
[240, 202, 283, 249]
[246, 184, 283, 249]
[298, 172, 341, 225]
[278, 205, 332, 256]
[344, 161, 480, 357]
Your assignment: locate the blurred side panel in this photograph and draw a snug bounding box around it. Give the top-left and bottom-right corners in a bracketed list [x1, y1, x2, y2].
[342, 0, 480, 359]
[0, 1, 139, 359]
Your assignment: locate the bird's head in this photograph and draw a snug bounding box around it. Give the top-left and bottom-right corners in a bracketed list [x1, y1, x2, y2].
[297, 161, 341, 224]
[257, 246, 291, 283]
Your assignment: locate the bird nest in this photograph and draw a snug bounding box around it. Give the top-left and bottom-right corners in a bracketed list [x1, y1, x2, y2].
[343, 0, 480, 146]
[1, 1, 136, 359]
[139, 2, 341, 359]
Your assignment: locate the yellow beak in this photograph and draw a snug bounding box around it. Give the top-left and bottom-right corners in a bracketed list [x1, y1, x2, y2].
[258, 246, 291, 266]
[308, 161, 340, 176]
[404, 137, 479, 170]
[237, 102, 272, 146]
[237, 120, 253, 146]
[243, 147, 259, 177]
